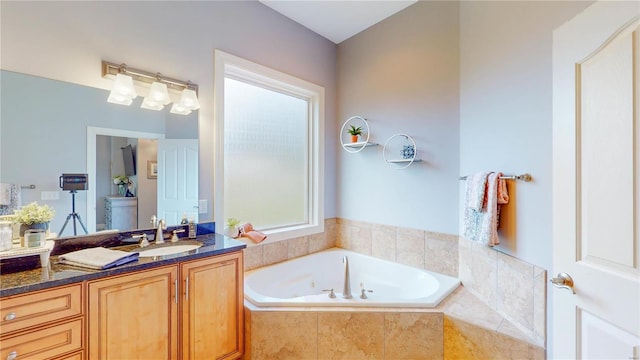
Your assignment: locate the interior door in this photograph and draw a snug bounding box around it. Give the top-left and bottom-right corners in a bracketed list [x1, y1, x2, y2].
[552, 2, 639, 358]
[157, 139, 199, 225]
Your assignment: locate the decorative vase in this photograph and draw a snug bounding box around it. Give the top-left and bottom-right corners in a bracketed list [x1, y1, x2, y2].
[225, 226, 239, 238]
[19, 222, 49, 237]
[351, 135, 359, 143]
[118, 184, 126, 197]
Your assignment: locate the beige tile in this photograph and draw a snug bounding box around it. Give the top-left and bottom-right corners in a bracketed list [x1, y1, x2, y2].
[529, 344, 546, 360]
[243, 245, 265, 271]
[325, 218, 338, 248]
[496, 318, 532, 343]
[497, 251, 534, 331]
[459, 238, 498, 308]
[396, 227, 425, 268]
[249, 311, 318, 360]
[385, 312, 443, 359]
[442, 287, 503, 331]
[318, 312, 384, 359]
[287, 236, 309, 259]
[263, 240, 288, 266]
[533, 269, 546, 345]
[336, 222, 351, 249]
[425, 233, 458, 277]
[350, 222, 372, 255]
[371, 224, 396, 262]
[445, 316, 530, 360]
[309, 231, 330, 253]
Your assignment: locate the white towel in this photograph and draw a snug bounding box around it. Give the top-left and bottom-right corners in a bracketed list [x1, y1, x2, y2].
[58, 247, 139, 270]
[463, 172, 509, 246]
[0, 184, 21, 215]
[464, 172, 490, 211]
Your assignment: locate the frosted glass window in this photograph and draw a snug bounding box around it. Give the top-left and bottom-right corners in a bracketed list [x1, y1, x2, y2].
[224, 78, 309, 230]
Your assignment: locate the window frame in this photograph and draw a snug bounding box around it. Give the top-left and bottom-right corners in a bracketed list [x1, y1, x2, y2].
[213, 50, 324, 242]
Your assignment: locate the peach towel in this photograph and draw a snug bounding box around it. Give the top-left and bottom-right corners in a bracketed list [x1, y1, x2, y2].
[239, 223, 267, 244]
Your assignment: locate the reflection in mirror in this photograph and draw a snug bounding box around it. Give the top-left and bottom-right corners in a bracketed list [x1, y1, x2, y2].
[0, 70, 199, 237]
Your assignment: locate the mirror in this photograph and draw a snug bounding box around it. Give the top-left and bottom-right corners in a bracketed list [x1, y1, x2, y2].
[0, 70, 199, 237]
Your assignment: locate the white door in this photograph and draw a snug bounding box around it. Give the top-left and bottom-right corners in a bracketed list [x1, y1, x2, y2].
[157, 139, 199, 225]
[552, 1, 639, 358]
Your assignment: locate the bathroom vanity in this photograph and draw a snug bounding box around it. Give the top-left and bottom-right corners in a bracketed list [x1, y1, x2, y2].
[0, 232, 245, 360]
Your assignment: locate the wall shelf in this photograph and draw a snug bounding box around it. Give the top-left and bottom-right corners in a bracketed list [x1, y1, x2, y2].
[340, 116, 377, 153]
[383, 134, 421, 169]
[342, 141, 378, 149]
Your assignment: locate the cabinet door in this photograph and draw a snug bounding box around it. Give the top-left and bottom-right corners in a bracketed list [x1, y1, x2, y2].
[88, 266, 178, 360]
[181, 252, 244, 360]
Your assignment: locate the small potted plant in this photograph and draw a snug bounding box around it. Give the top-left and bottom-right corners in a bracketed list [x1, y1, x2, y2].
[14, 202, 55, 237]
[225, 217, 242, 238]
[347, 125, 363, 143]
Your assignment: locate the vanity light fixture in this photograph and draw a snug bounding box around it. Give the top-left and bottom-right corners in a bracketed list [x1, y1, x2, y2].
[102, 60, 199, 115]
[170, 82, 200, 115]
[106, 65, 137, 106]
[141, 76, 171, 111]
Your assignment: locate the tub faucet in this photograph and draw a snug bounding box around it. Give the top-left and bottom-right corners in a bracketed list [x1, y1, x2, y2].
[155, 219, 166, 244]
[342, 256, 352, 299]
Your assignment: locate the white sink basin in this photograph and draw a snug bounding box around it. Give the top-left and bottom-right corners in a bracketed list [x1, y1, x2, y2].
[137, 243, 202, 257]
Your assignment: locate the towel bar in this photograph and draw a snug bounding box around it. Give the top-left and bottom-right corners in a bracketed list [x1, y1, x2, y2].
[20, 185, 36, 189]
[459, 173, 532, 182]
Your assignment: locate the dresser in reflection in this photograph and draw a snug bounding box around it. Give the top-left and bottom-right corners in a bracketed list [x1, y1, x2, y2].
[105, 196, 138, 231]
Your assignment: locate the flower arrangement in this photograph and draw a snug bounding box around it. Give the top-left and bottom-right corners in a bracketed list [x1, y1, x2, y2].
[14, 202, 55, 225]
[113, 175, 130, 186]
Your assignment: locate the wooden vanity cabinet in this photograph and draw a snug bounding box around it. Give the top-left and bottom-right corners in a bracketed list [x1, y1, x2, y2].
[181, 251, 244, 360]
[88, 265, 179, 360]
[0, 284, 84, 360]
[87, 250, 244, 360]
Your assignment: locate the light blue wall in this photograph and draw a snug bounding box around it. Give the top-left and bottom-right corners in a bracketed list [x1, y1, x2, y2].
[336, 1, 461, 234]
[0, 1, 338, 224]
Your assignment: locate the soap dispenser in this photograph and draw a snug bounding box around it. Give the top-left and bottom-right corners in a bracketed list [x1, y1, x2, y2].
[188, 217, 197, 239]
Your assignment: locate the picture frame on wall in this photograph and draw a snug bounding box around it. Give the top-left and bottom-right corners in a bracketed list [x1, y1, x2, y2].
[147, 160, 158, 179]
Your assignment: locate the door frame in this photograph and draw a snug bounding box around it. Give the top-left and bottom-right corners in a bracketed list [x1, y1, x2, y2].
[86, 126, 164, 233]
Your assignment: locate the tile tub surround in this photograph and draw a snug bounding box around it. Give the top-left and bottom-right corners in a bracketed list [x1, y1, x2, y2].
[243, 287, 544, 360]
[336, 218, 459, 278]
[241, 217, 545, 350]
[459, 236, 547, 347]
[242, 218, 337, 271]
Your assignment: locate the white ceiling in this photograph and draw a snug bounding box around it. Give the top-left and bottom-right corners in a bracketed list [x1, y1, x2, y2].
[259, 0, 417, 44]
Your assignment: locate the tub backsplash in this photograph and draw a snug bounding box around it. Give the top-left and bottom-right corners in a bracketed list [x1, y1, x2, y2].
[241, 217, 546, 348]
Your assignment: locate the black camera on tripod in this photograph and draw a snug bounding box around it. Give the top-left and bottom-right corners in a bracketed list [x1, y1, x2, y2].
[58, 173, 89, 236]
[59, 173, 88, 191]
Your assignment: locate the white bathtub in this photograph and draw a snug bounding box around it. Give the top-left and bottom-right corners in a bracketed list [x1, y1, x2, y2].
[244, 248, 460, 308]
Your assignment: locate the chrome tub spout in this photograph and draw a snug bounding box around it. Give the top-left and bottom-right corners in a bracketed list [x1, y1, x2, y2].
[342, 256, 352, 299]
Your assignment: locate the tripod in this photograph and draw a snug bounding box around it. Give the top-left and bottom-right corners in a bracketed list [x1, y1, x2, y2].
[59, 190, 88, 236]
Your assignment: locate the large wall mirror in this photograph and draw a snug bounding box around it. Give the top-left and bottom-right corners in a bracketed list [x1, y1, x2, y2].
[0, 70, 199, 238]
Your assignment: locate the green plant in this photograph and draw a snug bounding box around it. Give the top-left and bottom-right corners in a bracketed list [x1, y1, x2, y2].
[226, 217, 241, 228]
[347, 125, 363, 136]
[14, 202, 55, 225]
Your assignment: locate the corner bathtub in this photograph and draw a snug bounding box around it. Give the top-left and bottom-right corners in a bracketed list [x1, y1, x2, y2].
[244, 248, 460, 308]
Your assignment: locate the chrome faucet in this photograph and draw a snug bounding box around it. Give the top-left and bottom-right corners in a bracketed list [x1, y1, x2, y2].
[342, 256, 352, 299]
[155, 219, 166, 244]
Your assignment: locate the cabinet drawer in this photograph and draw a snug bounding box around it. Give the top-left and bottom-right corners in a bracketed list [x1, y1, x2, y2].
[0, 318, 83, 360]
[54, 350, 84, 360]
[0, 284, 83, 334]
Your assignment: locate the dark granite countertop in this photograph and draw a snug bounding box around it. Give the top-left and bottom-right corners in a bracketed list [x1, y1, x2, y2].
[0, 230, 246, 298]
